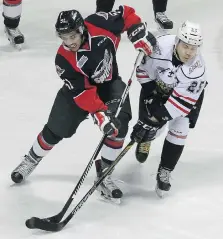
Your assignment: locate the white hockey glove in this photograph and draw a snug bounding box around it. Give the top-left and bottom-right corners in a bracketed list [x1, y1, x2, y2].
[127, 23, 157, 56]
[93, 110, 121, 137]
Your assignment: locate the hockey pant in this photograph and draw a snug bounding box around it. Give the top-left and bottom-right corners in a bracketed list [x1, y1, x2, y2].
[29, 78, 132, 162]
[152, 0, 168, 15]
[96, 0, 115, 12]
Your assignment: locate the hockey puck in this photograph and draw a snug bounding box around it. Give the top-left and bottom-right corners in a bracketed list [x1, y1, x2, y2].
[25, 217, 38, 229]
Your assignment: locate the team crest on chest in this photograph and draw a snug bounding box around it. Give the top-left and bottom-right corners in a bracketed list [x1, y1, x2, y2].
[92, 49, 113, 83]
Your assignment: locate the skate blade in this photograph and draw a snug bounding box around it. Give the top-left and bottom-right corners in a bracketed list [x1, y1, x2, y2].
[5, 36, 23, 51]
[155, 23, 170, 34]
[14, 44, 23, 51]
[155, 185, 168, 198]
[99, 191, 121, 205]
[8, 40, 23, 51]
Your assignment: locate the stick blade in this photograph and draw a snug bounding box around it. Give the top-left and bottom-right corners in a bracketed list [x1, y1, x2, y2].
[25, 217, 64, 232]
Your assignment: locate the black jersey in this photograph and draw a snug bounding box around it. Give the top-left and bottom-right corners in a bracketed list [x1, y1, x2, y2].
[55, 5, 141, 113]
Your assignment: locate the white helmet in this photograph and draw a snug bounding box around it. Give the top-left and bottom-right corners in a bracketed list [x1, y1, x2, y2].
[177, 21, 203, 46]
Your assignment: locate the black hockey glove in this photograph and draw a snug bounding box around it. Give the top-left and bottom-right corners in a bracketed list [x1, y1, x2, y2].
[127, 23, 157, 56]
[132, 99, 171, 143]
[130, 120, 158, 143]
[93, 109, 121, 137]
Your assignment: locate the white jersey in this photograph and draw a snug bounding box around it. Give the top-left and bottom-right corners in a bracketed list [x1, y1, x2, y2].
[136, 34, 207, 119]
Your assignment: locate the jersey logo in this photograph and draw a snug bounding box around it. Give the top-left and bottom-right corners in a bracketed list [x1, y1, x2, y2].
[153, 44, 161, 55]
[56, 65, 65, 77]
[189, 60, 202, 74]
[92, 49, 113, 83]
[77, 55, 88, 68]
[96, 12, 108, 20]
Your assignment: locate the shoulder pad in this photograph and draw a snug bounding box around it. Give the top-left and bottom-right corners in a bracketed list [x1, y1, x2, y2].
[151, 35, 176, 59]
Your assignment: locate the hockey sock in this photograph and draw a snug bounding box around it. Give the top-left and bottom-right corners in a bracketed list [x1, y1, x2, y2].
[160, 139, 184, 171]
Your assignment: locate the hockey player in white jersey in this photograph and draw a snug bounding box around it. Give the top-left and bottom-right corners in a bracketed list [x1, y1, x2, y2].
[3, 0, 24, 48]
[131, 21, 207, 197]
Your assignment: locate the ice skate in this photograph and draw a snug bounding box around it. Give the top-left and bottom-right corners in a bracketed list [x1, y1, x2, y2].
[155, 12, 173, 30]
[95, 159, 123, 204]
[135, 140, 151, 163]
[11, 154, 40, 183]
[155, 166, 171, 198]
[5, 26, 25, 50]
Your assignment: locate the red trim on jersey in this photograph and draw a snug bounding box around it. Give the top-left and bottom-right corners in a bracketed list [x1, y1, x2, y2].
[168, 131, 187, 139]
[57, 45, 107, 113]
[37, 134, 53, 151]
[74, 88, 108, 113]
[173, 90, 197, 103]
[104, 138, 124, 149]
[136, 74, 149, 79]
[94, 112, 105, 126]
[167, 98, 189, 114]
[4, 0, 22, 5]
[122, 5, 141, 32]
[58, 45, 81, 73]
[84, 22, 120, 50]
[136, 68, 147, 73]
[81, 41, 90, 50]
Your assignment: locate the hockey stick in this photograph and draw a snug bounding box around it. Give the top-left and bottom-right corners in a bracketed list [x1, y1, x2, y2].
[26, 140, 135, 231]
[26, 52, 144, 226]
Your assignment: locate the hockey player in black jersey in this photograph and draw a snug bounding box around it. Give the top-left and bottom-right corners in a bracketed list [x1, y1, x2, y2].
[96, 0, 173, 29]
[11, 6, 156, 201]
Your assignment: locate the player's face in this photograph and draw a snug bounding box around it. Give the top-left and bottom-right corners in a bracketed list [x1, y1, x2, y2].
[176, 41, 198, 63]
[60, 31, 82, 51]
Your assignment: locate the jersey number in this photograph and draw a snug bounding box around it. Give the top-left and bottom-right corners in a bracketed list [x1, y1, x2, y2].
[187, 81, 205, 94]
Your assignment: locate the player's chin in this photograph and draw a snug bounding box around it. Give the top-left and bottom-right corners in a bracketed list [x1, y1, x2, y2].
[181, 57, 190, 63]
[70, 47, 78, 52]
[69, 44, 80, 52]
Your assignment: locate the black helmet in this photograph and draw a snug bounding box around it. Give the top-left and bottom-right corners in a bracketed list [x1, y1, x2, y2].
[55, 10, 86, 36]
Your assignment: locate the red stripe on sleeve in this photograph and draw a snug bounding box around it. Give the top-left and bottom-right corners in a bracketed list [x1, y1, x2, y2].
[74, 87, 107, 113]
[85, 22, 120, 50]
[4, 0, 22, 5]
[122, 5, 141, 32]
[58, 46, 107, 113]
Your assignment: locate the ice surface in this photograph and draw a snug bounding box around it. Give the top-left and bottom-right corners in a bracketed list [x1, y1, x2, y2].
[0, 0, 223, 238]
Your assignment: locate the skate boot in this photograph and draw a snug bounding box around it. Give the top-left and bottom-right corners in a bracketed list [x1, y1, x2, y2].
[155, 12, 173, 30]
[155, 165, 171, 198]
[11, 154, 41, 183]
[135, 140, 151, 163]
[95, 159, 123, 203]
[5, 26, 24, 49]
